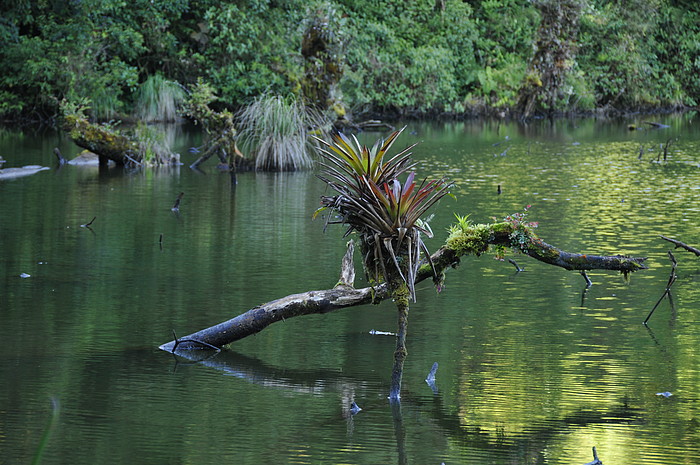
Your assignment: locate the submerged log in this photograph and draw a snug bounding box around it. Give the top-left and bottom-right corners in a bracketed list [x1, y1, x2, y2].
[159, 221, 647, 352]
[55, 147, 116, 167]
[0, 165, 50, 181]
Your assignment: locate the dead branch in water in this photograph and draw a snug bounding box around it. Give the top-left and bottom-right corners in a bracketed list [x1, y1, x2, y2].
[159, 222, 647, 352]
[582, 446, 603, 465]
[660, 235, 700, 257]
[171, 192, 184, 212]
[644, 251, 678, 325]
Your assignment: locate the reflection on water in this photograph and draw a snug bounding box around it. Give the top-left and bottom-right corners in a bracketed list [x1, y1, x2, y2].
[1, 115, 700, 464]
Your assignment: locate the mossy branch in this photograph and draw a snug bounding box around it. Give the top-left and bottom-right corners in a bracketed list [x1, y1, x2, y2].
[184, 80, 249, 170]
[60, 103, 178, 167]
[160, 219, 647, 351]
[61, 114, 141, 166]
[430, 220, 647, 276]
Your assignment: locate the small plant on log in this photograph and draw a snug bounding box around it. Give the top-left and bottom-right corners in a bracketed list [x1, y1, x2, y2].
[501, 204, 541, 257]
[314, 128, 452, 399]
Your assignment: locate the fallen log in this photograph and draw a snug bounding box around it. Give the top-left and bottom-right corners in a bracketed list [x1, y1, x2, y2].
[62, 115, 141, 166]
[61, 112, 178, 167]
[159, 221, 647, 352]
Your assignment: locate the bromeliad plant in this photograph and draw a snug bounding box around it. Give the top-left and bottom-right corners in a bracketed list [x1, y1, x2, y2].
[314, 127, 452, 301]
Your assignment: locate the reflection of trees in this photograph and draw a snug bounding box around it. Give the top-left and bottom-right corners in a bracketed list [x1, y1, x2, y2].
[173, 348, 641, 464]
[173, 348, 373, 397]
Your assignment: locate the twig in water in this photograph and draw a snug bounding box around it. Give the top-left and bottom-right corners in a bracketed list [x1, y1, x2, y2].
[580, 284, 590, 307]
[31, 398, 60, 465]
[124, 153, 143, 166]
[583, 446, 603, 465]
[80, 216, 96, 228]
[663, 138, 674, 161]
[495, 146, 511, 157]
[171, 192, 184, 212]
[643, 121, 668, 128]
[349, 401, 362, 415]
[660, 235, 700, 257]
[54, 147, 66, 165]
[425, 361, 439, 394]
[508, 258, 524, 272]
[170, 329, 221, 353]
[425, 362, 438, 383]
[644, 251, 678, 325]
[171, 329, 180, 352]
[580, 270, 592, 287]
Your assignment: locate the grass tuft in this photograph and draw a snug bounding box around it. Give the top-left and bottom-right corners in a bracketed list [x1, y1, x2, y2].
[134, 123, 180, 165]
[236, 93, 329, 171]
[134, 74, 187, 122]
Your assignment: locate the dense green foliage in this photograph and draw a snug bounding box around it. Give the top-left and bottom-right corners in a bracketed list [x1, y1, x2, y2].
[1, 0, 697, 123]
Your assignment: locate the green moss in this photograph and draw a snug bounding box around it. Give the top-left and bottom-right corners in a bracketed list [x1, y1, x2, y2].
[391, 280, 411, 306]
[445, 222, 493, 256]
[490, 222, 512, 234]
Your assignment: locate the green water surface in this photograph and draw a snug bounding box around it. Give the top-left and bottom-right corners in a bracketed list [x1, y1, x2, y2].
[1, 115, 699, 464]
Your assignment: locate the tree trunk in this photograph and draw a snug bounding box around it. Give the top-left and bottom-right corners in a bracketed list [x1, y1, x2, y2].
[389, 280, 411, 401]
[516, 0, 583, 118]
[301, 5, 345, 115]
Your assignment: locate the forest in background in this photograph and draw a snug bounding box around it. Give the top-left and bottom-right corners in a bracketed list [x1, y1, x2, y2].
[1, 0, 698, 125]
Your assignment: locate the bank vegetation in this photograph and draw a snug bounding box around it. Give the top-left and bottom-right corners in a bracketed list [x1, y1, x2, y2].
[1, 0, 698, 126]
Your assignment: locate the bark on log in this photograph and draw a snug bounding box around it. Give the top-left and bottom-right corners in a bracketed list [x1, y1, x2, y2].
[62, 115, 143, 166]
[61, 115, 179, 166]
[160, 222, 647, 352]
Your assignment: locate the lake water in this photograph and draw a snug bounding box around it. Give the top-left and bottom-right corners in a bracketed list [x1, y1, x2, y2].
[1, 114, 699, 464]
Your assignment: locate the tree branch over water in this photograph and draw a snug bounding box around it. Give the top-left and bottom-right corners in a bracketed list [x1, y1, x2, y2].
[660, 235, 700, 257]
[159, 221, 647, 352]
